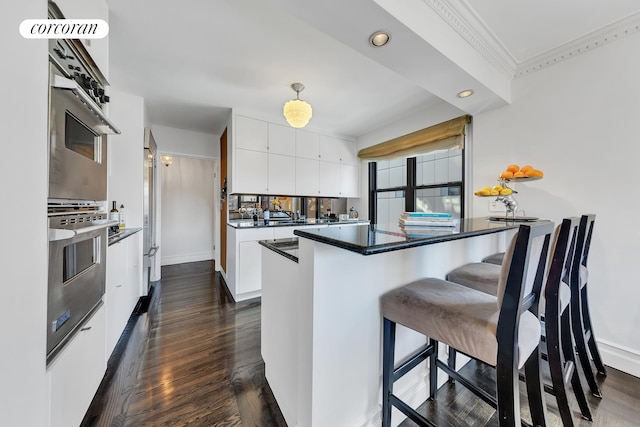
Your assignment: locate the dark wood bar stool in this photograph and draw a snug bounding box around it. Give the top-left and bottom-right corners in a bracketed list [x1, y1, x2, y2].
[571, 214, 607, 397]
[380, 222, 553, 427]
[445, 218, 593, 425]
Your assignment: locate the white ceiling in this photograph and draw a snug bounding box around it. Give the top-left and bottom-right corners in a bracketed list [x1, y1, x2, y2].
[105, 0, 640, 138]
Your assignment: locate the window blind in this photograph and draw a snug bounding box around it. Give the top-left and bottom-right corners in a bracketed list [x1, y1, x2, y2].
[357, 115, 471, 160]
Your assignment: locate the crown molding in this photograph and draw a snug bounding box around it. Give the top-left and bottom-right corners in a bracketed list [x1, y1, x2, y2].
[421, 0, 640, 80]
[515, 12, 640, 77]
[420, 0, 516, 79]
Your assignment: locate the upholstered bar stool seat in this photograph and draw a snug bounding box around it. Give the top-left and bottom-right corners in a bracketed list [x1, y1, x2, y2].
[482, 252, 505, 265]
[381, 278, 541, 369]
[446, 261, 571, 309]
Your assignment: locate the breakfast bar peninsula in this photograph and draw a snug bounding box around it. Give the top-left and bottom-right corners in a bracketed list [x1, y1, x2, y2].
[260, 219, 519, 427]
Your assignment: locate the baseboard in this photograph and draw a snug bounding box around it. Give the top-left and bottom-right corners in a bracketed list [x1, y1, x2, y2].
[161, 251, 214, 266]
[597, 338, 640, 378]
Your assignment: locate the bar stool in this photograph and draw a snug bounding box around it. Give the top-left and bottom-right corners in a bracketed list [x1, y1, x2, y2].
[445, 219, 593, 425]
[380, 222, 553, 427]
[571, 214, 607, 397]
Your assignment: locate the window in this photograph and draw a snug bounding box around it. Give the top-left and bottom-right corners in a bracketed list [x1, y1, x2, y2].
[360, 115, 470, 224]
[369, 147, 464, 224]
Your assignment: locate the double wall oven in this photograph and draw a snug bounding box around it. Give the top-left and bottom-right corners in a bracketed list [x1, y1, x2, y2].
[46, 2, 120, 363]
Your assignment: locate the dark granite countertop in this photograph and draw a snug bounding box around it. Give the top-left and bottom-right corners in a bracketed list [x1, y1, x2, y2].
[228, 218, 369, 229]
[108, 227, 142, 246]
[293, 217, 522, 255]
[259, 237, 299, 263]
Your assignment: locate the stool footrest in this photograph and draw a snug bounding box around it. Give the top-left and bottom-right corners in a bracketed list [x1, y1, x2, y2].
[435, 358, 497, 408]
[393, 343, 435, 382]
[389, 394, 437, 427]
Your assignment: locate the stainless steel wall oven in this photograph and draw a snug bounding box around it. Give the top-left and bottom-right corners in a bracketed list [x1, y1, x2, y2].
[47, 207, 114, 362]
[46, 2, 119, 363]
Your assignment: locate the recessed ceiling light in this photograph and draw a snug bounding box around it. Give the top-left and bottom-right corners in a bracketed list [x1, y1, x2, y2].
[457, 89, 474, 98]
[369, 30, 391, 47]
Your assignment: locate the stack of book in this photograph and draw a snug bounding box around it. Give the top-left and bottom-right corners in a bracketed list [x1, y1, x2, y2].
[398, 212, 456, 233]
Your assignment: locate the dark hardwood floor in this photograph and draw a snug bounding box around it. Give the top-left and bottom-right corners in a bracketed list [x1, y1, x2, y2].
[84, 260, 640, 426]
[83, 260, 286, 427]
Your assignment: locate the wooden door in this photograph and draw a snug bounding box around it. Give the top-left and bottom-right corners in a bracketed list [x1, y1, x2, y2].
[220, 128, 228, 273]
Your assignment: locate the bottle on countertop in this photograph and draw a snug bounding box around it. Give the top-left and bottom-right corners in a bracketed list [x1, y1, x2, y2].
[118, 203, 126, 230]
[110, 201, 119, 232]
[263, 206, 270, 225]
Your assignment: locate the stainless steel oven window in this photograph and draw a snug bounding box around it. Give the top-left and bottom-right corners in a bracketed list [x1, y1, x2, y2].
[65, 111, 101, 163]
[62, 236, 99, 282]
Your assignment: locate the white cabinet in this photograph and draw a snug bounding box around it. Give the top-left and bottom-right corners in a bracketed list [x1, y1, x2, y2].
[295, 157, 320, 196]
[236, 115, 268, 151]
[105, 234, 142, 357]
[231, 227, 274, 299]
[234, 149, 269, 194]
[232, 114, 359, 197]
[340, 164, 360, 198]
[268, 153, 296, 195]
[47, 305, 106, 427]
[268, 123, 296, 155]
[319, 162, 341, 196]
[295, 129, 320, 160]
[233, 116, 296, 195]
[319, 135, 357, 164]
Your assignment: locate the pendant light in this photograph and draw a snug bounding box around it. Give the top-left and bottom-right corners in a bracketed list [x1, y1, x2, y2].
[283, 83, 312, 128]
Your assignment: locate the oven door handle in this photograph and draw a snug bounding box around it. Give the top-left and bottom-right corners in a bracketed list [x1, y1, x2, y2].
[48, 220, 118, 242]
[51, 74, 121, 135]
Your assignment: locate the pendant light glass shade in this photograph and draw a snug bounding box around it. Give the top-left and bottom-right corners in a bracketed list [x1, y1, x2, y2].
[283, 83, 312, 128]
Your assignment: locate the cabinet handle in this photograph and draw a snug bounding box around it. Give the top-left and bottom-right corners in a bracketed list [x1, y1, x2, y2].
[80, 326, 92, 332]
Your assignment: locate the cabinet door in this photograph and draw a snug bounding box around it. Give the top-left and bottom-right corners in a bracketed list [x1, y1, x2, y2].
[268, 123, 296, 155]
[234, 149, 268, 194]
[48, 306, 106, 427]
[295, 129, 320, 160]
[106, 242, 128, 355]
[319, 161, 341, 197]
[268, 153, 296, 195]
[238, 241, 263, 294]
[340, 164, 360, 197]
[235, 115, 268, 151]
[295, 157, 320, 196]
[318, 135, 343, 163]
[339, 139, 357, 165]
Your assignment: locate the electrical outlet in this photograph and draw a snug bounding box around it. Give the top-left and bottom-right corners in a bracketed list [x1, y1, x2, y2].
[489, 199, 505, 213]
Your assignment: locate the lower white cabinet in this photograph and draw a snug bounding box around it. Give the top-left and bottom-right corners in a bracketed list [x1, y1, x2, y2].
[47, 305, 106, 427]
[105, 233, 142, 356]
[227, 224, 330, 301]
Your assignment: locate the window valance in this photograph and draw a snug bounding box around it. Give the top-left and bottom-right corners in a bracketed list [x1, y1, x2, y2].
[357, 115, 471, 160]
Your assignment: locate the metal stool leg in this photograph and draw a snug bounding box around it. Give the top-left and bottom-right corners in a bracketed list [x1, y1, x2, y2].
[382, 318, 396, 427]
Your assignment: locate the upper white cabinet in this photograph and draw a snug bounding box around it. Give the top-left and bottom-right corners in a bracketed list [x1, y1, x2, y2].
[236, 115, 268, 151]
[232, 114, 359, 197]
[268, 123, 296, 155]
[319, 135, 357, 165]
[296, 129, 320, 160]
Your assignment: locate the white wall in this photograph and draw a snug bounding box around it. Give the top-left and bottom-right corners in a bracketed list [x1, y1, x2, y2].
[472, 31, 640, 377]
[0, 2, 48, 425]
[354, 102, 466, 219]
[151, 124, 219, 159]
[160, 156, 216, 265]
